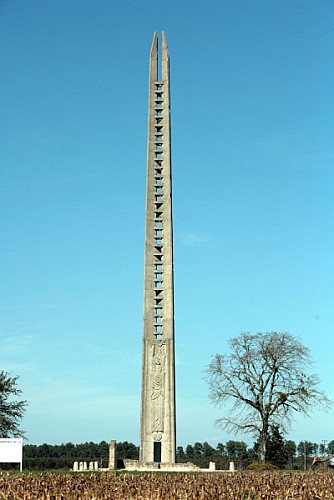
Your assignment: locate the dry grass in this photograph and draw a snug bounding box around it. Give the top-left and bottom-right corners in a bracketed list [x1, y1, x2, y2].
[1, 471, 334, 499]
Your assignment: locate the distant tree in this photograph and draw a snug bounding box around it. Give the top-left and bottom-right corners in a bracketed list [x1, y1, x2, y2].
[64, 442, 76, 459]
[0, 371, 28, 438]
[176, 446, 186, 461]
[185, 444, 194, 459]
[226, 440, 248, 460]
[193, 442, 204, 457]
[319, 442, 326, 456]
[285, 440, 297, 468]
[24, 444, 38, 459]
[266, 425, 288, 468]
[206, 332, 331, 461]
[235, 441, 248, 460]
[297, 441, 318, 458]
[202, 441, 215, 458]
[296, 441, 319, 470]
[285, 440, 296, 458]
[226, 440, 237, 458]
[216, 442, 226, 457]
[116, 441, 139, 460]
[76, 442, 91, 460]
[327, 440, 334, 455]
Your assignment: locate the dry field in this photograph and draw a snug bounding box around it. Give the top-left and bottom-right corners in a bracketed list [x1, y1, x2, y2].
[1, 471, 334, 499]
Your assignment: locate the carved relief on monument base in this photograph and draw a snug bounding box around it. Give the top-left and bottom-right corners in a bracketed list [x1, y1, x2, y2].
[153, 431, 162, 442]
[150, 342, 166, 434]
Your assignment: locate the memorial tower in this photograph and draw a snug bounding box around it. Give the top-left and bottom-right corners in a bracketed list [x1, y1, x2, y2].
[139, 32, 176, 465]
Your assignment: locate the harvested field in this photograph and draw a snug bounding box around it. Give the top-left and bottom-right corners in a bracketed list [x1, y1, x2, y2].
[1, 471, 334, 499]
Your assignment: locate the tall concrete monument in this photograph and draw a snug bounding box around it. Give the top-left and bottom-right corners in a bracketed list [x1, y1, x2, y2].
[140, 32, 176, 465]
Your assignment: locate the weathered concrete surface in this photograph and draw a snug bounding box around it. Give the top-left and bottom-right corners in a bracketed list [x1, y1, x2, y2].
[122, 460, 235, 473]
[124, 459, 200, 471]
[108, 440, 117, 470]
[140, 32, 176, 465]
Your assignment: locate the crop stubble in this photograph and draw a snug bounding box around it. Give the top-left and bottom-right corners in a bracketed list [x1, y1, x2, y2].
[1, 471, 334, 499]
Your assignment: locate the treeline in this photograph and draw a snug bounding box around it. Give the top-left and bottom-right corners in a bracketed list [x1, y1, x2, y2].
[18, 437, 334, 470]
[177, 440, 329, 470]
[176, 435, 334, 470]
[23, 441, 138, 470]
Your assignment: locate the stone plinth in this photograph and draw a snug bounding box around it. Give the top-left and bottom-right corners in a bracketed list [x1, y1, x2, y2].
[108, 440, 117, 470]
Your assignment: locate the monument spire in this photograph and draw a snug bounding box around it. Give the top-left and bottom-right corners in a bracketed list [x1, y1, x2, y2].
[140, 32, 176, 465]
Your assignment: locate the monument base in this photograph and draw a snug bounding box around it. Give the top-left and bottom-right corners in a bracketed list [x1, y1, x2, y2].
[122, 459, 200, 471]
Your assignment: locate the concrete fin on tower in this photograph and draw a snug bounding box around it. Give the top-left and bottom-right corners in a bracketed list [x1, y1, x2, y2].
[149, 32, 158, 83]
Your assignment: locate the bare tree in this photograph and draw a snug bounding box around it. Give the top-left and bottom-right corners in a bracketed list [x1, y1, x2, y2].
[0, 371, 28, 438]
[205, 332, 331, 462]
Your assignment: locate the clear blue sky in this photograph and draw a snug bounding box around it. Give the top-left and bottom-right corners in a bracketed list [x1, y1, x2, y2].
[1, 0, 333, 448]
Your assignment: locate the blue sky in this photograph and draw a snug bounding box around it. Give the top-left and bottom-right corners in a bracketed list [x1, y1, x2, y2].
[1, 0, 333, 448]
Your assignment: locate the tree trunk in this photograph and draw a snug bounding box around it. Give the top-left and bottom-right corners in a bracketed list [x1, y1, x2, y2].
[258, 429, 268, 462]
